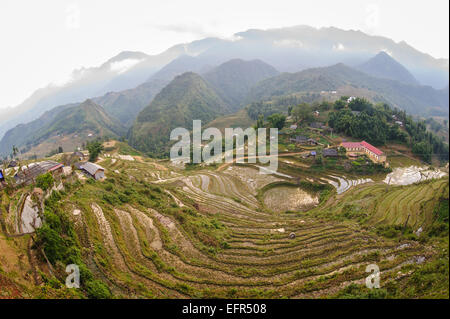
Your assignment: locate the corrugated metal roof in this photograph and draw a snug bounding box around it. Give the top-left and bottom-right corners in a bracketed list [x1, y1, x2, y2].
[81, 162, 104, 175]
[342, 141, 384, 156]
[360, 141, 384, 156]
[341, 142, 363, 149]
[15, 161, 63, 184]
[48, 163, 64, 172]
[323, 148, 338, 156]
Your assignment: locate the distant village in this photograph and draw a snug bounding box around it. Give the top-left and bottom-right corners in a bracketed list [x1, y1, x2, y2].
[283, 98, 389, 168]
[0, 150, 105, 190]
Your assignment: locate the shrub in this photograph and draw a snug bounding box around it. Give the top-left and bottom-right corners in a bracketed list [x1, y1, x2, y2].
[36, 173, 54, 191]
[85, 280, 111, 299]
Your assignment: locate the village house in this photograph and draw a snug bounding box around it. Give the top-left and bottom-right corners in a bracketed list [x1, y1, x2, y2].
[8, 160, 18, 168]
[323, 148, 338, 157]
[309, 122, 327, 130]
[80, 162, 105, 180]
[14, 161, 64, 185]
[289, 124, 298, 130]
[73, 151, 86, 161]
[340, 141, 387, 164]
[290, 135, 308, 144]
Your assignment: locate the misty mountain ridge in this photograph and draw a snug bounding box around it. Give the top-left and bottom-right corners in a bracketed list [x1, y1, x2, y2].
[203, 59, 279, 110]
[3, 25, 447, 129]
[0, 25, 448, 155]
[0, 100, 125, 157]
[247, 63, 448, 116]
[358, 51, 419, 85]
[128, 72, 230, 155]
[0, 39, 218, 139]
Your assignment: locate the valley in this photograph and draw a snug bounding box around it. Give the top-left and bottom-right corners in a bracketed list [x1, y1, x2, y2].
[0, 137, 448, 299]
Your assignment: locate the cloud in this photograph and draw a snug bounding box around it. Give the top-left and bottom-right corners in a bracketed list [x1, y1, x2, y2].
[381, 48, 393, 56]
[152, 23, 218, 38]
[109, 58, 144, 74]
[226, 34, 243, 42]
[273, 39, 303, 48]
[332, 43, 345, 51]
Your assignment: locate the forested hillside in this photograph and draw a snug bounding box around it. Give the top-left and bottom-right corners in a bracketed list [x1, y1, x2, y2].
[247, 63, 449, 116]
[128, 72, 230, 156]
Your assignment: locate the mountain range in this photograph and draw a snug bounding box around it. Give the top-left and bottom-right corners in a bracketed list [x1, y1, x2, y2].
[0, 25, 449, 158]
[357, 51, 419, 85]
[0, 38, 221, 138]
[0, 58, 281, 155]
[0, 99, 124, 157]
[2, 25, 448, 133]
[247, 63, 448, 116]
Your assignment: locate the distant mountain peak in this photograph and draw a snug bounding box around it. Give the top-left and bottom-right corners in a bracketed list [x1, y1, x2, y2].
[0, 99, 125, 157]
[104, 51, 149, 65]
[82, 98, 95, 105]
[376, 51, 391, 57]
[358, 51, 419, 85]
[128, 71, 229, 155]
[203, 58, 279, 110]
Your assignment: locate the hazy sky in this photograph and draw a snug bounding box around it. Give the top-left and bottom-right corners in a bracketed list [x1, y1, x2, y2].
[0, 0, 448, 109]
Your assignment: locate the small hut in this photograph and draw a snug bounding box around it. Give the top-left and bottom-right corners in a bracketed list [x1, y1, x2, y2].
[323, 148, 338, 157]
[73, 151, 86, 161]
[81, 162, 105, 180]
[8, 160, 17, 168]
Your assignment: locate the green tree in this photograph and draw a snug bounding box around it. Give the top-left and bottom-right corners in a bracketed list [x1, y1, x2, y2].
[334, 99, 346, 110]
[87, 141, 104, 162]
[412, 141, 431, 163]
[348, 97, 371, 112]
[36, 172, 54, 191]
[255, 114, 265, 129]
[266, 113, 286, 130]
[292, 103, 313, 123]
[12, 145, 19, 159]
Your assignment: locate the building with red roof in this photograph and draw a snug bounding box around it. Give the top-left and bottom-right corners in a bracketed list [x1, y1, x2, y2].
[340, 141, 386, 163]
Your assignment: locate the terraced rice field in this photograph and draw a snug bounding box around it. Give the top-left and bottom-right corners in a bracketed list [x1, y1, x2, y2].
[263, 186, 319, 212]
[319, 178, 448, 229]
[3, 152, 446, 299]
[55, 157, 441, 298]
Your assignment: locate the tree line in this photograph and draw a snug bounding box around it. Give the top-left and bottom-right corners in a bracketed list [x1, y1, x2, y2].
[327, 97, 448, 163]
